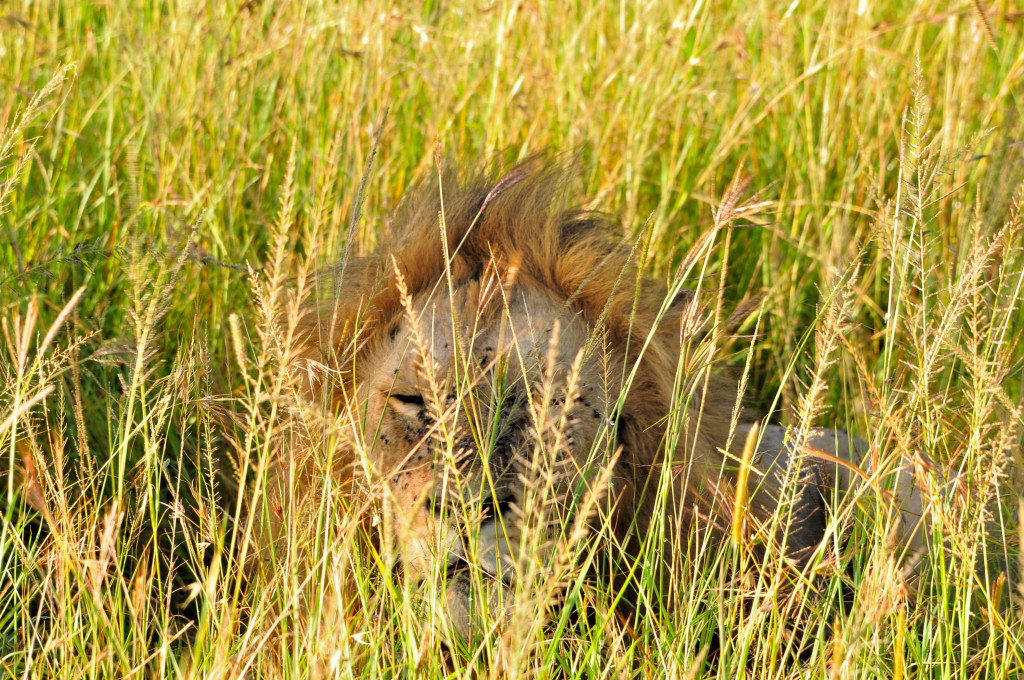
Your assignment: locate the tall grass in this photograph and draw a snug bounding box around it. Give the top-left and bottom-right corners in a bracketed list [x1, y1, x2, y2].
[2, 1, 1023, 678]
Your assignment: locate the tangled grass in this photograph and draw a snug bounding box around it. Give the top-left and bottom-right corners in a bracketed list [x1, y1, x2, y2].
[2, 2, 1023, 678]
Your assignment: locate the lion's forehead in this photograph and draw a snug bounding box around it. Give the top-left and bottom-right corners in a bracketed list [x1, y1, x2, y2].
[379, 282, 592, 378]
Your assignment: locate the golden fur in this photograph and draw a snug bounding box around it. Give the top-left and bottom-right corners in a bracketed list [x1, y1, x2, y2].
[275, 157, 820, 640]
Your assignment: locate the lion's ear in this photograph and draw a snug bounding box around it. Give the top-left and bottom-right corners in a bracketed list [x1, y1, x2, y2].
[665, 289, 765, 338]
[292, 300, 359, 405]
[665, 288, 706, 340]
[669, 289, 697, 310]
[293, 262, 385, 407]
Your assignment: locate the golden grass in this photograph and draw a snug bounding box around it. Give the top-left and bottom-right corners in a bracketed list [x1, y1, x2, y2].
[2, 2, 1023, 678]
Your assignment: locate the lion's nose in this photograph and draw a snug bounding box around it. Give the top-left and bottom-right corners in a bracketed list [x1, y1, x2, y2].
[478, 492, 516, 522]
[425, 490, 517, 522]
[425, 494, 445, 518]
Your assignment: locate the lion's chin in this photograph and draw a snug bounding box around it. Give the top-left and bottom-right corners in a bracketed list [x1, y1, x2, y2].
[439, 519, 518, 642]
[443, 554, 475, 579]
[442, 567, 514, 643]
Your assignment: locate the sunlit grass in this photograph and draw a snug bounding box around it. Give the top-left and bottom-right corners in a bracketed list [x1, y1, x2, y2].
[2, 1, 1023, 678]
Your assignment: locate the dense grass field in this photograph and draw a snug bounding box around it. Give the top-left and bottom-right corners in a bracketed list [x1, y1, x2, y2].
[2, 1, 1024, 678]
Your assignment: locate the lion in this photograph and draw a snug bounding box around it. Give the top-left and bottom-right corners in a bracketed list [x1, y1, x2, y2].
[269, 156, 931, 645]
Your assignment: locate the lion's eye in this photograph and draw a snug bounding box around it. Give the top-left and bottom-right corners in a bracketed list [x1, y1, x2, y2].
[390, 393, 425, 407]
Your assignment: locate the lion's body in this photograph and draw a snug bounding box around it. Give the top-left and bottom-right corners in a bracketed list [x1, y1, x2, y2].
[275, 157, 925, 641]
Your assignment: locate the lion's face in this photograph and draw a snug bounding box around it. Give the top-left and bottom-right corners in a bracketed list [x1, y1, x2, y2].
[291, 159, 734, 643]
[351, 276, 619, 638]
[279, 160, 856, 650]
